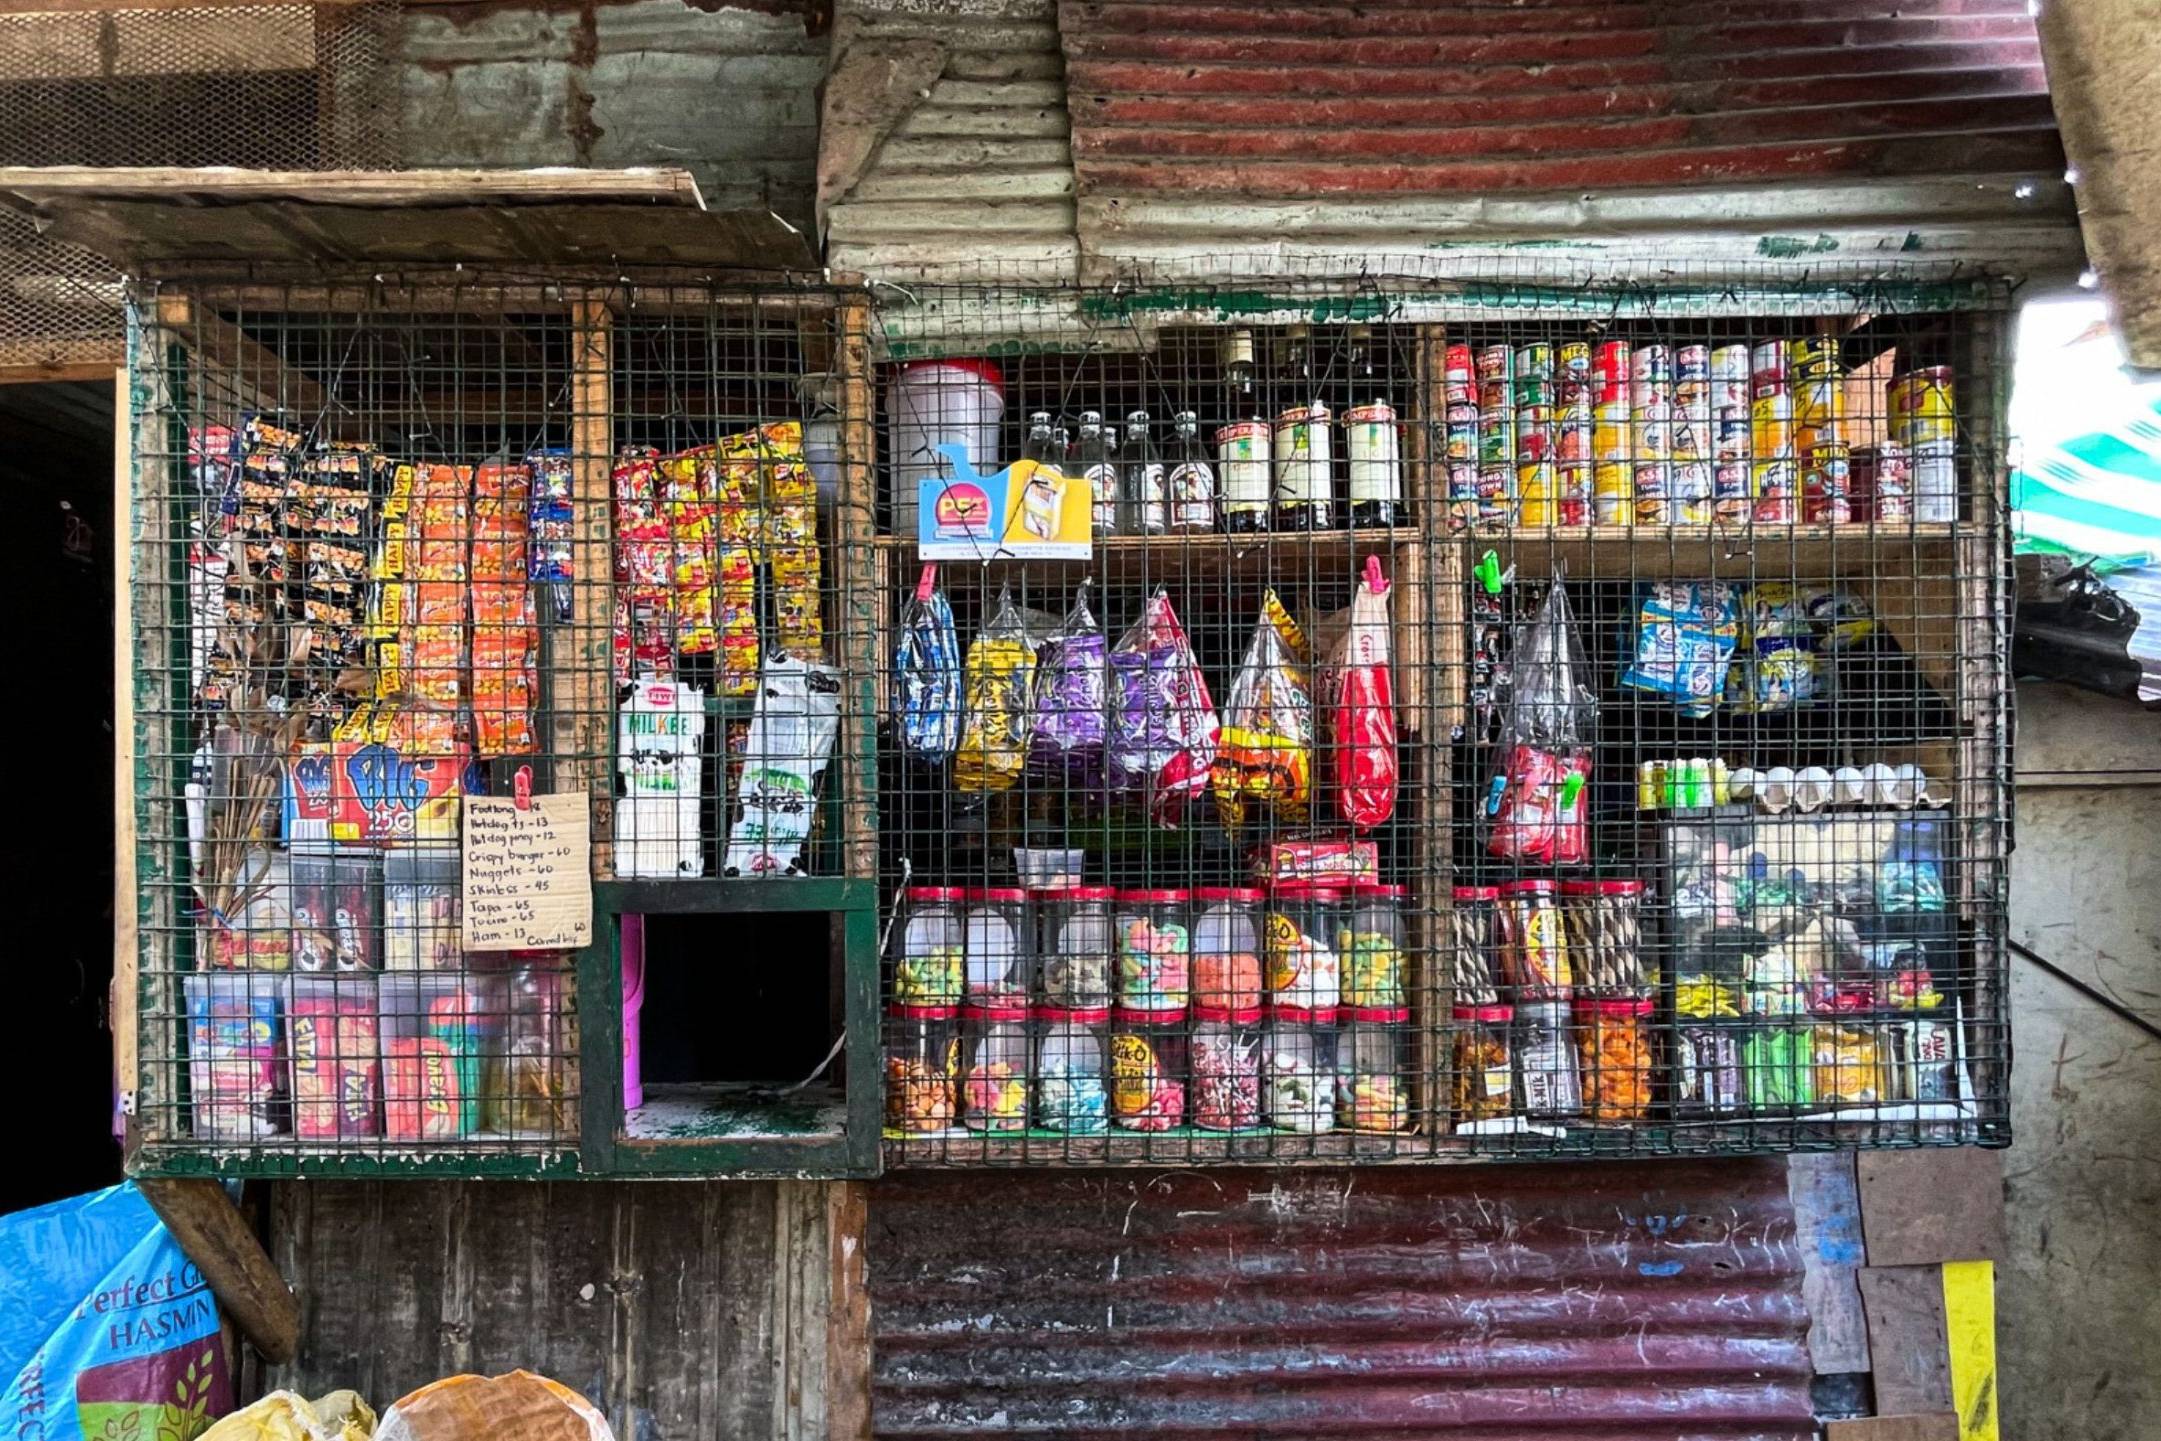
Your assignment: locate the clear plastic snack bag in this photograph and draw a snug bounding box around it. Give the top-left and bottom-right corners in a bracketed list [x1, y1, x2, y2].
[893, 566, 961, 761]
[1485, 579, 1596, 864]
[1210, 588, 1314, 833]
[1028, 579, 1109, 787]
[953, 583, 1039, 794]
[1109, 587, 1218, 827]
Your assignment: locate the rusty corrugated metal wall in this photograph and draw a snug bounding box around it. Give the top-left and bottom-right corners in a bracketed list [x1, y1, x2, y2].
[869, 1162, 1812, 1439]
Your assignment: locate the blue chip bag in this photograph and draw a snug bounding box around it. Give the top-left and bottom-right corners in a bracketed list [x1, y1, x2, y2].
[1620, 581, 1740, 716]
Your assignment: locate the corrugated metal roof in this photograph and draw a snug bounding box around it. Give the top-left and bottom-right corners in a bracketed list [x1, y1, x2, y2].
[870, 1161, 1813, 1439]
[824, 0, 1079, 280]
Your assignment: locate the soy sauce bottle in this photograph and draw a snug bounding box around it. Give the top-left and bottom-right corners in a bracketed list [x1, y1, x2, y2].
[1120, 410, 1167, 535]
[1073, 411, 1118, 536]
[1166, 410, 1217, 533]
[1021, 410, 1056, 464]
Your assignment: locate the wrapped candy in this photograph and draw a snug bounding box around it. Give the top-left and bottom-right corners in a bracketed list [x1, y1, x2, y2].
[1028, 580, 1109, 785]
[893, 568, 961, 761]
[1109, 588, 1218, 827]
[1484, 581, 1595, 864]
[1315, 555, 1399, 832]
[1211, 589, 1314, 832]
[953, 585, 1039, 794]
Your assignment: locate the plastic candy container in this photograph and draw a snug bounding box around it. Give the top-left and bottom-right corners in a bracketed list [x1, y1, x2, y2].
[1035, 1006, 1110, 1133]
[1110, 1007, 1187, 1131]
[1341, 882, 1406, 1009]
[1265, 885, 1344, 1010]
[1114, 888, 1191, 1012]
[1560, 879, 1647, 995]
[894, 886, 965, 1006]
[1575, 997, 1652, 1122]
[1451, 1003, 1515, 1126]
[1448, 886, 1503, 1005]
[1338, 1005, 1409, 1133]
[885, 1004, 958, 1134]
[1265, 1004, 1337, 1134]
[960, 1004, 1030, 1132]
[1497, 879, 1572, 1000]
[1189, 1004, 1263, 1131]
[1517, 1000, 1581, 1119]
[1190, 887, 1264, 1010]
[961, 887, 1030, 1005]
[1037, 886, 1116, 1009]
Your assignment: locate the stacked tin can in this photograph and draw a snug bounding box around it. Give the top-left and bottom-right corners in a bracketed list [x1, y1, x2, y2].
[1792, 338, 1850, 523]
[1671, 344, 1714, 523]
[1890, 366, 1957, 521]
[1710, 344, 1753, 522]
[1592, 340, 1632, 523]
[1749, 340, 1798, 522]
[1443, 342, 1480, 524]
[1514, 341, 1556, 525]
[1476, 344, 1515, 522]
[1629, 343, 1674, 524]
[1555, 341, 1593, 525]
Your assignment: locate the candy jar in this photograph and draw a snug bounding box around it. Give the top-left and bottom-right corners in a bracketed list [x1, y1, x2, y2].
[1264, 1004, 1337, 1133]
[1341, 882, 1406, 1009]
[1189, 1003, 1263, 1131]
[1448, 886, 1503, 1006]
[1037, 886, 1115, 1010]
[1338, 1005, 1410, 1133]
[885, 1003, 958, 1134]
[961, 887, 1030, 1006]
[1191, 887, 1264, 1010]
[1575, 997, 1652, 1123]
[1497, 878, 1571, 999]
[894, 886, 965, 1006]
[1451, 1003, 1516, 1126]
[1109, 1006, 1187, 1131]
[1265, 885, 1343, 1010]
[1035, 1005, 1110, 1133]
[1516, 999, 1580, 1120]
[1114, 888, 1191, 1013]
[1560, 878, 1646, 995]
[960, 1003, 1030, 1132]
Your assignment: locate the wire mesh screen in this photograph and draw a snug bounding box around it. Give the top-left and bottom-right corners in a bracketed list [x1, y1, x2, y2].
[872, 263, 2012, 1167]
[0, 2, 400, 364]
[126, 268, 876, 1174]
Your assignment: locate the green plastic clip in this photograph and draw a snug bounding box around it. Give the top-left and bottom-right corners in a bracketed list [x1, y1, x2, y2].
[1473, 550, 1504, 595]
[1559, 770, 1586, 811]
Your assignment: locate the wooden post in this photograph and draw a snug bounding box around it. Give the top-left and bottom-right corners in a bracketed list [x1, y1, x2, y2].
[112, 364, 138, 1129]
[824, 1181, 872, 1441]
[567, 296, 615, 878]
[138, 1179, 300, 1365]
[833, 293, 879, 879]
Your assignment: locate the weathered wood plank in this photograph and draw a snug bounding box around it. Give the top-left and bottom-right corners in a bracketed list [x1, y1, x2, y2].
[138, 1179, 299, 1365]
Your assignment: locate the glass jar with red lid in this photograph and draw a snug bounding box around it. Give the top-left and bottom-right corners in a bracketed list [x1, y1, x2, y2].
[1451, 1002, 1515, 1126]
[1190, 886, 1263, 1010]
[1448, 885, 1504, 1006]
[1037, 885, 1116, 1009]
[1577, 996, 1653, 1122]
[1338, 1004, 1410, 1133]
[885, 1003, 959, 1134]
[1497, 878, 1571, 1000]
[1560, 878, 1647, 995]
[1342, 882, 1406, 1009]
[960, 1002, 1030, 1132]
[1114, 888, 1191, 1012]
[961, 886, 1030, 1005]
[894, 886, 964, 1006]
[1189, 1002, 1263, 1130]
[1264, 1002, 1338, 1133]
[1110, 1005, 1187, 1130]
[1265, 884, 1344, 1010]
[1035, 1005, 1110, 1133]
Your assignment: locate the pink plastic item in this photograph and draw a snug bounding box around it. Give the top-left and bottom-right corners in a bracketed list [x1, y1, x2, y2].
[622, 914, 647, 1111]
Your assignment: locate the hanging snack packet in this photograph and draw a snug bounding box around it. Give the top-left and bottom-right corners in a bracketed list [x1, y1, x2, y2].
[1313, 555, 1399, 832]
[1485, 580, 1596, 864]
[953, 584, 1039, 794]
[893, 567, 962, 762]
[723, 654, 843, 876]
[1109, 587, 1219, 827]
[1028, 580, 1109, 786]
[1211, 588, 1314, 833]
[1620, 580, 1740, 717]
[1724, 582, 1872, 713]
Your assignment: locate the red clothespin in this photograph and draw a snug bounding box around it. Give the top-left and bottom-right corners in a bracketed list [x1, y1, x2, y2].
[1363, 553, 1390, 595]
[513, 765, 534, 811]
[915, 562, 939, 602]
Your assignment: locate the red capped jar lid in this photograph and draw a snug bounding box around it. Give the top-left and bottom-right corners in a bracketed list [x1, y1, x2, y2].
[1498, 878, 1558, 896]
[1347, 1005, 1410, 1025]
[902, 886, 963, 902]
[1270, 1002, 1340, 1025]
[1452, 885, 1501, 901]
[887, 1002, 959, 1021]
[1193, 1003, 1263, 1026]
[1036, 1005, 1111, 1026]
[1351, 882, 1408, 898]
[1112, 1003, 1189, 1024]
[1193, 886, 1263, 903]
[961, 886, 1028, 903]
[1598, 879, 1646, 896]
[1270, 884, 1347, 901]
[1117, 888, 1189, 903]
[898, 357, 1004, 391]
[1453, 1003, 1516, 1023]
[1037, 884, 1116, 901]
[960, 1003, 1030, 1023]
[1583, 996, 1655, 1017]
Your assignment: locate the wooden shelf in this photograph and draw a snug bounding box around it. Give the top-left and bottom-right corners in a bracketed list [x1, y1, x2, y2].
[1460, 522, 1959, 578]
[875, 528, 1417, 584]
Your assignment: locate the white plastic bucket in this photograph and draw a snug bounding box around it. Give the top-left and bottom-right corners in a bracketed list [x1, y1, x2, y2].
[888, 359, 1004, 534]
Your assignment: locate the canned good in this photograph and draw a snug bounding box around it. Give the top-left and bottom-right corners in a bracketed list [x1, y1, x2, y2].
[1517, 461, 1558, 526]
[1713, 461, 1752, 524]
[1478, 410, 1514, 467]
[1477, 379, 1511, 417]
[1476, 344, 1513, 386]
[1852, 441, 1912, 521]
[1514, 342, 1554, 407]
[1594, 462, 1633, 524]
[1217, 420, 1273, 528]
[1633, 461, 1673, 525]
[1593, 339, 1630, 402]
[1673, 460, 1713, 523]
[1789, 337, 1841, 380]
[1447, 462, 1480, 524]
[1444, 343, 1476, 406]
[1911, 441, 1956, 522]
[1802, 442, 1853, 524]
[1516, 410, 1553, 465]
[1558, 341, 1592, 402]
[1890, 366, 1955, 445]
[1629, 344, 1672, 407]
[1632, 399, 1673, 461]
[1444, 403, 1478, 462]
[1476, 465, 1514, 523]
[1557, 464, 1591, 526]
[1750, 339, 1787, 397]
[1675, 343, 1709, 386]
[1593, 399, 1631, 465]
[1557, 394, 1592, 464]
[1750, 388, 1797, 522]
[1794, 373, 1844, 453]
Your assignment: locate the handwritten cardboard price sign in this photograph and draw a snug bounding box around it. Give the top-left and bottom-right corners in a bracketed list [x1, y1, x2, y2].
[462, 791, 594, 951]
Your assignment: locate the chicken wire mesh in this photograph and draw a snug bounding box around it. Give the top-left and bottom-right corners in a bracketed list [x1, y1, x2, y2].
[871, 260, 2012, 1167]
[125, 267, 877, 1173]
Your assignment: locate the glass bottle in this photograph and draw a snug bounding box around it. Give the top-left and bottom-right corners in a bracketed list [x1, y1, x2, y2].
[1272, 399, 1334, 531]
[1345, 398, 1403, 528]
[1217, 416, 1272, 534]
[1120, 409, 1167, 534]
[1167, 410, 1217, 532]
[1021, 410, 1056, 464]
[1073, 410, 1118, 536]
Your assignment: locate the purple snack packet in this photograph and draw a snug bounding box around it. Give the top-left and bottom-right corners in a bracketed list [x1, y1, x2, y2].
[1029, 587, 1109, 788]
[1108, 588, 1218, 826]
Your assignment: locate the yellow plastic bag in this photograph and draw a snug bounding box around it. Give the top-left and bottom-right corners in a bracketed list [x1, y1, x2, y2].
[200, 1389, 376, 1441]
